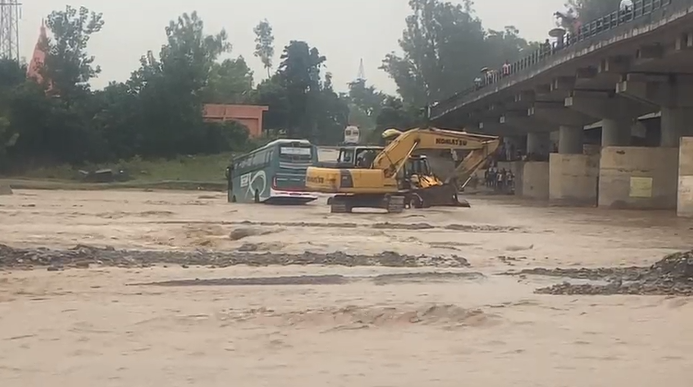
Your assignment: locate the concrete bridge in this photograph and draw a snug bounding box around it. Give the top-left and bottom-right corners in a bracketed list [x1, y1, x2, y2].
[430, 0, 693, 217]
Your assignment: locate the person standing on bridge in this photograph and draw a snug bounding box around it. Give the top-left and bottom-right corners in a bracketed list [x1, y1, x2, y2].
[620, 0, 634, 23]
[620, 0, 633, 11]
[502, 61, 511, 77]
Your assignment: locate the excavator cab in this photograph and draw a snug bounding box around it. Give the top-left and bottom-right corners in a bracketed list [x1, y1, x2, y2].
[400, 155, 436, 188]
[336, 146, 384, 168]
[408, 155, 434, 181]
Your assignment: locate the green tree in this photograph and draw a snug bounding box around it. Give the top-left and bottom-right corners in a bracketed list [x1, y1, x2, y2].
[276, 40, 326, 138]
[0, 59, 25, 136]
[0, 117, 13, 164]
[346, 102, 374, 134]
[253, 19, 275, 78]
[203, 57, 254, 103]
[89, 82, 143, 160]
[369, 96, 424, 143]
[158, 12, 230, 94]
[314, 72, 349, 144]
[130, 11, 233, 157]
[0, 59, 26, 90]
[381, 0, 485, 106]
[43, 5, 104, 102]
[562, 0, 621, 23]
[1, 8, 258, 172]
[382, 0, 533, 107]
[253, 41, 350, 144]
[347, 78, 385, 118]
[7, 81, 92, 164]
[485, 26, 538, 66]
[254, 75, 289, 133]
[6, 5, 108, 166]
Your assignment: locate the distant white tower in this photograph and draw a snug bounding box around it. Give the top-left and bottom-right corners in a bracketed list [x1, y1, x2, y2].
[0, 0, 21, 61]
[357, 58, 366, 81]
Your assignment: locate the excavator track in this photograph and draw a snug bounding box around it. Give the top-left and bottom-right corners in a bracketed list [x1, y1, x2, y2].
[385, 195, 405, 213]
[329, 194, 405, 213]
[329, 195, 352, 213]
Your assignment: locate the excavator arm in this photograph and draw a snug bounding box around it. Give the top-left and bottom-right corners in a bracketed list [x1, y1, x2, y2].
[446, 139, 501, 188]
[373, 127, 500, 178]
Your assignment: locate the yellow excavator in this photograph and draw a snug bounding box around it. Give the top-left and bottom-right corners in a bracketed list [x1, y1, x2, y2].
[306, 127, 500, 213]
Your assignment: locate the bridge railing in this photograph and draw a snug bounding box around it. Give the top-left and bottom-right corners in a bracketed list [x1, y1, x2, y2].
[432, 0, 672, 118]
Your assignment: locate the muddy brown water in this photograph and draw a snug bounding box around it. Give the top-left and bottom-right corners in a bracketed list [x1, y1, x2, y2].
[1, 190, 693, 386]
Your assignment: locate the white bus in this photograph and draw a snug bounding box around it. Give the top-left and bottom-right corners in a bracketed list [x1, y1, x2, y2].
[225, 139, 319, 204]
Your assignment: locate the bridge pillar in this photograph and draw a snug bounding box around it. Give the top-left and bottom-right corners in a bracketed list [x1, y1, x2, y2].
[603, 74, 692, 210]
[566, 91, 656, 147]
[601, 118, 632, 147]
[547, 125, 597, 206]
[527, 104, 597, 205]
[527, 132, 550, 157]
[558, 125, 584, 154]
[661, 106, 693, 147]
[617, 74, 693, 146]
[496, 114, 552, 199]
[499, 135, 525, 163]
[679, 137, 693, 217]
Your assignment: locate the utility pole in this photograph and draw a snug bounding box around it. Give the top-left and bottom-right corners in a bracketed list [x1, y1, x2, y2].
[0, 0, 21, 61]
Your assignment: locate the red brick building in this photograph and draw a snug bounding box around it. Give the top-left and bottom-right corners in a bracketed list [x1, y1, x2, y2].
[203, 104, 269, 138]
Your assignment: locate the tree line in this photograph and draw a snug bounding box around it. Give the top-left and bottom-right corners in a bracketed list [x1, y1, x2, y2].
[0, 0, 609, 171]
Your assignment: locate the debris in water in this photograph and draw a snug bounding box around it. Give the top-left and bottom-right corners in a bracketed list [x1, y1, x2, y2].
[0, 244, 471, 270]
[521, 250, 693, 296]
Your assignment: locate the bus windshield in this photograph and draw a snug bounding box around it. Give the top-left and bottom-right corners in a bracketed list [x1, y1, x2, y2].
[279, 145, 313, 162]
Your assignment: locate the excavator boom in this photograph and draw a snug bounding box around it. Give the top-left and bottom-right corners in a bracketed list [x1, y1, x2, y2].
[373, 127, 499, 178]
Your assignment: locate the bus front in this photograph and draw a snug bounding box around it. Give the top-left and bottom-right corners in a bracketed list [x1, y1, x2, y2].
[268, 141, 319, 204]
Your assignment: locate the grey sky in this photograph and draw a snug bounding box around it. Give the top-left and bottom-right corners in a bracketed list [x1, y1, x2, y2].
[19, 0, 566, 94]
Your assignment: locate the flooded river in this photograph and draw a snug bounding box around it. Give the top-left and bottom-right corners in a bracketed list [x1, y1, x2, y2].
[1, 189, 692, 386]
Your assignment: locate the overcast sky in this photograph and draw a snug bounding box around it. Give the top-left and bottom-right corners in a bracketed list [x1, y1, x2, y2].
[18, 0, 566, 94]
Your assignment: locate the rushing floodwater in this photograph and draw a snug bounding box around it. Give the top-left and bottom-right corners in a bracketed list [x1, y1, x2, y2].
[0, 190, 692, 386]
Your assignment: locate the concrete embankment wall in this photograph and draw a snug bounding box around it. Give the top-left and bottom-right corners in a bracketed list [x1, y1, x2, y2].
[520, 162, 549, 200]
[496, 161, 548, 199]
[679, 137, 693, 217]
[599, 147, 678, 210]
[549, 154, 599, 206]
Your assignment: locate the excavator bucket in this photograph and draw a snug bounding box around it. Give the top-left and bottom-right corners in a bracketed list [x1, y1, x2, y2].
[408, 183, 470, 208]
